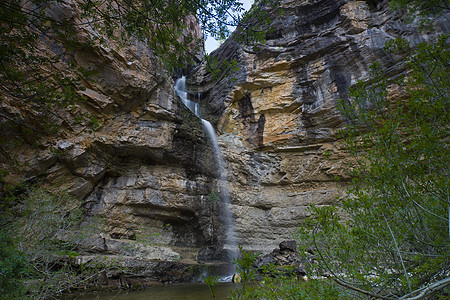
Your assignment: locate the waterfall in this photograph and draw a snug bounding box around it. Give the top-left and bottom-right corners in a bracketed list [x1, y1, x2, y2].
[174, 76, 237, 258]
[201, 120, 237, 254]
[174, 76, 199, 116]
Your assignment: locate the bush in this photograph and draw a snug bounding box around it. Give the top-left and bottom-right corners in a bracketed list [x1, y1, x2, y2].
[0, 229, 28, 299]
[0, 182, 101, 299]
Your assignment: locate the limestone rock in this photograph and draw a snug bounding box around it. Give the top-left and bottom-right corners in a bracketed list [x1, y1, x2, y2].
[254, 240, 306, 279]
[73, 255, 200, 284]
[0, 0, 212, 269]
[280, 240, 297, 252]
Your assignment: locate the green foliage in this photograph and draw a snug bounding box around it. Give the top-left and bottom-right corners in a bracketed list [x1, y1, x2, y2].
[233, 0, 279, 46]
[205, 54, 241, 82]
[234, 246, 260, 285]
[128, 223, 171, 253]
[243, 276, 351, 300]
[0, 229, 28, 299]
[204, 0, 280, 81]
[298, 35, 450, 299]
[203, 274, 219, 299]
[207, 190, 221, 203]
[55, 250, 80, 259]
[230, 247, 352, 299]
[229, 246, 260, 299]
[0, 182, 103, 299]
[390, 0, 449, 20]
[15, 186, 85, 254]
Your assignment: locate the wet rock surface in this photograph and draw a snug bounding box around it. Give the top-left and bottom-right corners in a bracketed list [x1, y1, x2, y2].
[197, 246, 234, 263]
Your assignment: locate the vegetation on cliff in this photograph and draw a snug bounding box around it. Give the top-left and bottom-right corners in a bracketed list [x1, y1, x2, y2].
[297, 2, 450, 299]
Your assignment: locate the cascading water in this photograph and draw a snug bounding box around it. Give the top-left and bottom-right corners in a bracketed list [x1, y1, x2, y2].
[201, 120, 237, 254]
[174, 76, 199, 116]
[174, 76, 237, 261]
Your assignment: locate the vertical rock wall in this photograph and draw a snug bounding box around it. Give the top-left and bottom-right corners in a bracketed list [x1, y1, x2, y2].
[2, 0, 448, 262]
[0, 0, 219, 258]
[189, 0, 449, 251]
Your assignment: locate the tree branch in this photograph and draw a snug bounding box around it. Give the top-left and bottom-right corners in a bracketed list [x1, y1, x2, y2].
[332, 277, 396, 300]
[400, 276, 450, 300]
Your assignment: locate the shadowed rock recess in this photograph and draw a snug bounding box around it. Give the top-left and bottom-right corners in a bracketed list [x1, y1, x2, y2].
[1, 0, 448, 284]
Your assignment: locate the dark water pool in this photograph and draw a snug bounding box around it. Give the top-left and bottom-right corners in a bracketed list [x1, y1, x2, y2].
[72, 282, 239, 300]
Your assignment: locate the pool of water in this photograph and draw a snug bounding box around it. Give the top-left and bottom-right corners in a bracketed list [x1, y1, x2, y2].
[72, 282, 240, 300]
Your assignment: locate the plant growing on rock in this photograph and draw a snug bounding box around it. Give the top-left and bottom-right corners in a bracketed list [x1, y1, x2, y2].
[207, 190, 221, 203]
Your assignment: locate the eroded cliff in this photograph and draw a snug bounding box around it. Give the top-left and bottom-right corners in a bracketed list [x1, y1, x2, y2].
[0, 0, 217, 269]
[188, 0, 448, 251]
[1, 0, 448, 285]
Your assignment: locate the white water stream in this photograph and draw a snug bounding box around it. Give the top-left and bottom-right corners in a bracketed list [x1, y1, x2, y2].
[174, 76, 237, 256]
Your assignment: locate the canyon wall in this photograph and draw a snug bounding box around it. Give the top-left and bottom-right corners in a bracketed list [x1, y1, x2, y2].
[0, 0, 217, 265]
[1, 0, 448, 275]
[188, 0, 448, 251]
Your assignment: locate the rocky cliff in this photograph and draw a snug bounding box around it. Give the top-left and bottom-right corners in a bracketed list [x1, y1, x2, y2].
[1, 0, 448, 284]
[188, 0, 449, 251]
[0, 0, 216, 265]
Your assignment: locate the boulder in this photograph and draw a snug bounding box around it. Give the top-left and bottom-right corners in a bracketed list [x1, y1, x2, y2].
[254, 240, 306, 279]
[279, 240, 297, 252]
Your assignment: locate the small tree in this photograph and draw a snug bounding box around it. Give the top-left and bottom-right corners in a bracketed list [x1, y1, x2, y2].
[297, 33, 449, 299]
[0, 183, 103, 299]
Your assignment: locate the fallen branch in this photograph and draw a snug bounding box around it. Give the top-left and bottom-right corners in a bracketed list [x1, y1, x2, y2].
[333, 275, 450, 300]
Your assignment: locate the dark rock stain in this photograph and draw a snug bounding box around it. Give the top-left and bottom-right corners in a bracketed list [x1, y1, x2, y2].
[238, 94, 254, 118]
[255, 114, 265, 148]
[329, 66, 351, 100]
[237, 95, 265, 148]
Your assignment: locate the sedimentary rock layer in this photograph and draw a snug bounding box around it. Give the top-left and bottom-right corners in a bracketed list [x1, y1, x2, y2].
[1, 0, 448, 261]
[189, 0, 448, 251]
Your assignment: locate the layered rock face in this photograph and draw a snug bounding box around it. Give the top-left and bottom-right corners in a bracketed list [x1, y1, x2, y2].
[189, 0, 449, 251]
[0, 0, 218, 262]
[2, 0, 448, 272]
